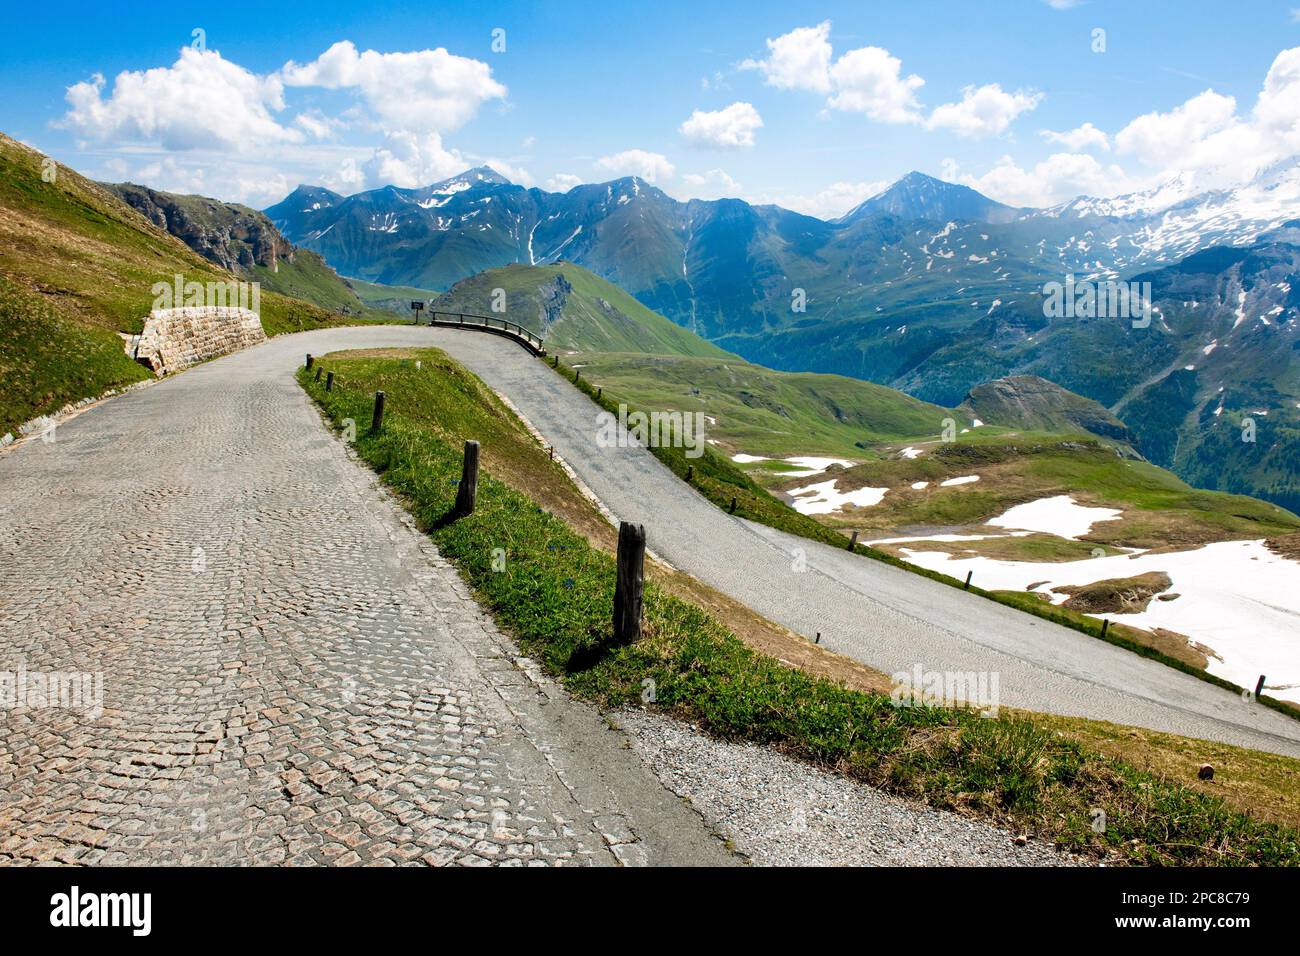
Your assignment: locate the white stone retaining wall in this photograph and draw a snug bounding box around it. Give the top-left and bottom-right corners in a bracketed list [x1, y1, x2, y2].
[132, 306, 266, 375]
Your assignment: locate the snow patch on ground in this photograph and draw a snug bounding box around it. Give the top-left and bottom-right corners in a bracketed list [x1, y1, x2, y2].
[987, 495, 1121, 540]
[787, 480, 887, 515]
[895, 540, 1300, 703]
[940, 475, 980, 487]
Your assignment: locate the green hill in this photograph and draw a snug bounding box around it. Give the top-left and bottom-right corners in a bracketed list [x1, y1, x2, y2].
[0, 133, 364, 438]
[432, 262, 732, 357]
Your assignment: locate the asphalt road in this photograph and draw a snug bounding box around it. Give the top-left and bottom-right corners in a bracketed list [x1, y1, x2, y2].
[372, 324, 1300, 759]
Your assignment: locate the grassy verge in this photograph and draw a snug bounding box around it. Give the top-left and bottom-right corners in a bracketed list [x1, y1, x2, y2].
[298, 347, 1300, 865]
[542, 355, 1300, 724]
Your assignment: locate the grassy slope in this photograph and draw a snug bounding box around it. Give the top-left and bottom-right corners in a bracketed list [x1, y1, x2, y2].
[0, 133, 365, 436]
[433, 262, 732, 357]
[298, 347, 1300, 865]
[348, 277, 442, 314]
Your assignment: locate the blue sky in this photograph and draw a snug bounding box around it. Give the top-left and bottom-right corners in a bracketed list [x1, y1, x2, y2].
[3, 0, 1299, 216]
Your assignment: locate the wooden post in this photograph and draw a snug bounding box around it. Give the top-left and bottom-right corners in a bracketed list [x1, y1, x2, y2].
[454, 440, 480, 516]
[963, 570, 972, 590]
[574, 369, 581, 383]
[729, 496, 737, 514]
[1100, 619, 1110, 639]
[685, 465, 693, 482]
[597, 387, 602, 400]
[815, 632, 821, 644]
[848, 530, 859, 550]
[613, 521, 646, 645]
[314, 366, 322, 382]
[325, 371, 334, 392]
[305, 353, 313, 370]
[371, 391, 386, 433]
[1255, 674, 1266, 698]
[549, 446, 554, 460]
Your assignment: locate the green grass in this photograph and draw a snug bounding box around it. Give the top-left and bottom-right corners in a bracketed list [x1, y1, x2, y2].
[541, 353, 1300, 724]
[297, 347, 1300, 865]
[434, 262, 733, 357]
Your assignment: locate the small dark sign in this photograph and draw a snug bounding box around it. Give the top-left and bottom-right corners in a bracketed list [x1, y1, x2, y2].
[411, 300, 425, 311]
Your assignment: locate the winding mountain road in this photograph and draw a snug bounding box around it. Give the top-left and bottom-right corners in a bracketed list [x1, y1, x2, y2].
[403, 325, 1300, 759]
[2, 322, 1297, 867]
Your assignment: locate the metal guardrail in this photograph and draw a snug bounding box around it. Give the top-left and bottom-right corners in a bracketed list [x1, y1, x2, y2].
[421, 310, 547, 355]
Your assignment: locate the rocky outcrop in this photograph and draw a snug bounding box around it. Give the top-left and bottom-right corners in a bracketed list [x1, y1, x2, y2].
[960, 375, 1136, 448]
[131, 307, 265, 376]
[105, 183, 293, 274]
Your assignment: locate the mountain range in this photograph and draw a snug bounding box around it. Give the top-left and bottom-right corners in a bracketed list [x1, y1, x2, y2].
[265, 163, 1300, 511]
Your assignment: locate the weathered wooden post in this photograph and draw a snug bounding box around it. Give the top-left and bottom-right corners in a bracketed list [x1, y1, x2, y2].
[848, 530, 859, 550]
[614, 521, 646, 645]
[1255, 674, 1266, 698]
[305, 353, 313, 370]
[574, 369, 581, 383]
[314, 366, 322, 382]
[454, 440, 480, 516]
[371, 390, 386, 433]
[685, 465, 693, 482]
[1100, 619, 1110, 639]
[729, 496, 737, 514]
[963, 570, 972, 590]
[597, 387, 602, 400]
[325, 371, 334, 392]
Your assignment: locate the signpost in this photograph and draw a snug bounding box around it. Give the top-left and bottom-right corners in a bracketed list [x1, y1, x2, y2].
[411, 300, 425, 325]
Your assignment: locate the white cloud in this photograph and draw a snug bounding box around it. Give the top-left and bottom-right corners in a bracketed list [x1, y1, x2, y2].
[280, 40, 505, 133]
[680, 102, 763, 149]
[1114, 89, 1239, 166]
[479, 158, 533, 186]
[764, 180, 890, 219]
[593, 149, 675, 182]
[953, 153, 1135, 207]
[359, 130, 466, 188]
[60, 47, 300, 150]
[926, 84, 1043, 137]
[545, 172, 584, 192]
[741, 21, 833, 93]
[1040, 121, 1109, 151]
[677, 168, 743, 200]
[827, 46, 925, 123]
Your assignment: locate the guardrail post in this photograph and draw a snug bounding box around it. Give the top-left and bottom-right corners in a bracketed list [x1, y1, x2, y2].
[614, 521, 646, 645]
[371, 390, 386, 433]
[325, 371, 334, 392]
[454, 440, 480, 517]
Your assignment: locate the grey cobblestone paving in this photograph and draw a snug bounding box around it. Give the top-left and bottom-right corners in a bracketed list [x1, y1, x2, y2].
[0, 334, 734, 867]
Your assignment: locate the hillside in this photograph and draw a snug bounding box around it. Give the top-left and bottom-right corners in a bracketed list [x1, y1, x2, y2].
[432, 263, 732, 357]
[959, 375, 1136, 449]
[0, 133, 359, 438]
[105, 182, 378, 318]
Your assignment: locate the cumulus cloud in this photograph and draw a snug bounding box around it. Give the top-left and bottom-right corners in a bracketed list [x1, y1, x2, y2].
[1114, 89, 1239, 166]
[827, 47, 925, 123]
[60, 47, 300, 150]
[926, 84, 1043, 137]
[743, 23, 1037, 134]
[593, 149, 675, 182]
[359, 131, 466, 188]
[1040, 121, 1109, 151]
[741, 21, 833, 92]
[679, 102, 763, 149]
[280, 40, 506, 133]
[764, 180, 891, 219]
[951, 152, 1135, 207]
[545, 172, 584, 192]
[677, 168, 743, 200]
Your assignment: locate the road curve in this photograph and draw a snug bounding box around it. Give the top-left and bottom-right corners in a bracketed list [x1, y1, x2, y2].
[385, 324, 1300, 759]
[9, 324, 1300, 767]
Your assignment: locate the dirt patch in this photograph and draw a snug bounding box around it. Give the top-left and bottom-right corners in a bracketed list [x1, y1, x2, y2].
[1265, 532, 1300, 561]
[1057, 571, 1173, 614]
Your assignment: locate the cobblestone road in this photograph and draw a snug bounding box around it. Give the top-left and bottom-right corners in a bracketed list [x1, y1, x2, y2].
[0, 331, 734, 866]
